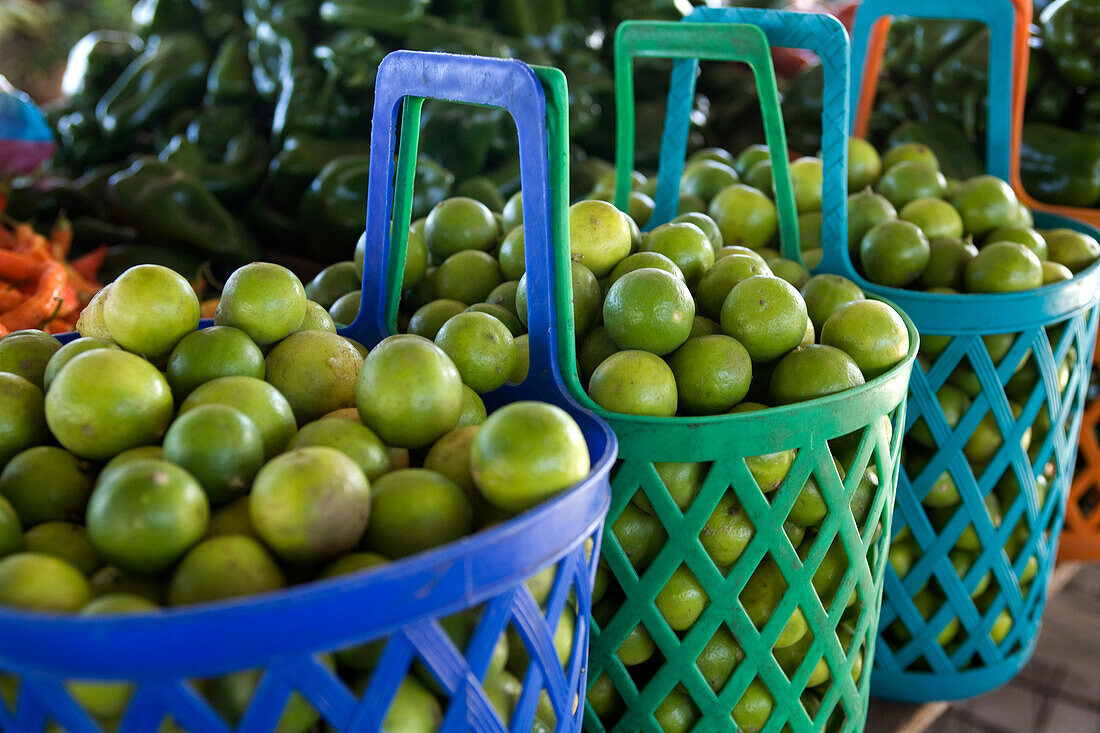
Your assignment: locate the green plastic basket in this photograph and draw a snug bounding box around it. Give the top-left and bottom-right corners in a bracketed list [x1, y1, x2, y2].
[567, 16, 918, 733]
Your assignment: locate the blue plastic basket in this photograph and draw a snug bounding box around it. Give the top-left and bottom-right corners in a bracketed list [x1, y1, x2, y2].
[845, 0, 1100, 703]
[0, 51, 615, 733]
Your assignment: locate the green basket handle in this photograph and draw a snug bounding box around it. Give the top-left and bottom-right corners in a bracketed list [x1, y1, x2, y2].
[612, 20, 801, 261]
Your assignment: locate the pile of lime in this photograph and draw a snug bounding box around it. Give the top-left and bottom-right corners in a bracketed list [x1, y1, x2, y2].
[0, 261, 593, 731]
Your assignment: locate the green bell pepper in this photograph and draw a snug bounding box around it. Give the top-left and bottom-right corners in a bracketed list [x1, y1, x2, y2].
[160, 132, 270, 203]
[96, 34, 210, 134]
[244, 196, 306, 251]
[5, 175, 96, 222]
[1019, 123, 1100, 208]
[265, 134, 373, 210]
[207, 35, 257, 105]
[1082, 91, 1100, 136]
[271, 67, 344, 140]
[60, 31, 144, 105]
[248, 19, 309, 101]
[1025, 78, 1076, 126]
[419, 102, 506, 181]
[318, 0, 430, 36]
[55, 110, 133, 169]
[131, 0, 202, 41]
[299, 154, 371, 260]
[191, 0, 246, 40]
[314, 30, 386, 94]
[930, 28, 990, 143]
[106, 157, 260, 262]
[412, 156, 454, 220]
[186, 105, 256, 157]
[497, 0, 566, 37]
[1040, 0, 1100, 88]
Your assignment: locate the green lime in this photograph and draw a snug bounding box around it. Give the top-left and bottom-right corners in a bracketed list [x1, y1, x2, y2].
[986, 226, 1048, 261]
[264, 330, 363, 423]
[627, 191, 655, 228]
[103, 265, 200, 358]
[367, 469, 471, 557]
[305, 261, 360, 309]
[356, 334, 462, 448]
[672, 212, 723, 252]
[328, 290, 361, 327]
[250, 446, 370, 564]
[849, 137, 883, 190]
[472, 401, 589, 512]
[791, 157, 824, 213]
[681, 159, 739, 203]
[206, 496, 255, 538]
[641, 222, 715, 287]
[679, 194, 707, 215]
[743, 158, 773, 194]
[422, 426, 480, 500]
[464, 303, 523, 337]
[889, 586, 958, 645]
[510, 334, 529, 384]
[1043, 260, 1074, 284]
[767, 257, 810, 289]
[0, 496, 20, 557]
[589, 350, 677, 417]
[578, 326, 619, 383]
[709, 184, 778, 249]
[909, 384, 970, 450]
[486, 280, 521, 315]
[799, 211, 823, 252]
[383, 677, 444, 732]
[965, 241, 1043, 293]
[296, 301, 336, 333]
[569, 261, 602, 336]
[46, 349, 173, 462]
[180, 376, 296, 460]
[203, 658, 334, 732]
[1044, 228, 1100, 273]
[167, 534, 284, 606]
[608, 252, 684, 289]
[700, 493, 753, 565]
[42, 337, 117, 392]
[860, 220, 931, 287]
[875, 161, 947, 208]
[166, 326, 265, 402]
[668, 335, 752, 414]
[883, 142, 940, 171]
[215, 263, 306, 347]
[603, 268, 694, 355]
[655, 565, 707, 631]
[734, 144, 770, 177]
[498, 226, 525, 281]
[435, 311, 516, 394]
[614, 502, 665, 571]
[689, 147, 737, 167]
[695, 625, 743, 693]
[800, 274, 867, 333]
[720, 276, 808, 362]
[0, 331, 60, 390]
[717, 245, 767, 263]
[899, 197, 964, 240]
[770, 344, 865, 404]
[633, 462, 705, 513]
[424, 197, 498, 260]
[950, 175, 1019, 236]
[87, 459, 209, 574]
[689, 315, 723, 338]
[454, 176, 504, 213]
[457, 384, 487, 428]
[803, 248, 823, 269]
[288, 418, 388, 481]
[23, 522, 100, 576]
[435, 250, 503, 306]
[820, 300, 909, 378]
[74, 286, 110, 339]
[847, 190, 897, 254]
[502, 191, 523, 231]
[99, 446, 164, 485]
[916, 237, 978, 290]
[407, 299, 466, 340]
[401, 265, 437, 313]
[739, 558, 808, 647]
[587, 673, 622, 721]
[162, 405, 264, 505]
[0, 552, 91, 611]
[569, 200, 633, 277]
[0, 446, 92, 526]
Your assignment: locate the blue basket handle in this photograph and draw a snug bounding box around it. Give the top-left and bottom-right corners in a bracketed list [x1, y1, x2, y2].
[613, 19, 800, 260]
[679, 7, 853, 275]
[342, 50, 572, 407]
[849, 0, 1019, 181]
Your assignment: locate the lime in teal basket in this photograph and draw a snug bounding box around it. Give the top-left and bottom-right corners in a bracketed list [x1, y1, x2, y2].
[0, 51, 614, 733]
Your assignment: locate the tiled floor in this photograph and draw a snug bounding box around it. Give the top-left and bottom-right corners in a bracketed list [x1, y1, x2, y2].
[927, 564, 1100, 733]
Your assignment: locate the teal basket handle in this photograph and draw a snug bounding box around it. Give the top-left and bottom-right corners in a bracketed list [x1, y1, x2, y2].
[612, 20, 800, 261]
[849, 0, 1019, 181]
[343, 50, 576, 410]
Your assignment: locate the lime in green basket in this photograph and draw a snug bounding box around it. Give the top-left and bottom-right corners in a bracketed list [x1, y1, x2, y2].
[558, 14, 918, 733]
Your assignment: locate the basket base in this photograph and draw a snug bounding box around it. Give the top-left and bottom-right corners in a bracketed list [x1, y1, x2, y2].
[870, 638, 1038, 703]
[1056, 536, 1100, 561]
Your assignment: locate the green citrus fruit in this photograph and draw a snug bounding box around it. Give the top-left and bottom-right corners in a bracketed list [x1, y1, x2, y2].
[641, 222, 715, 287]
[86, 459, 209, 574]
[690, 147, 737, 167]
[668, 335, 752, 414]
[485, 280, 521, 315]
[672, 212, 723, 252]
[821, 300, 909, 378]
[720, 276, 808, 362]
[709, 184, 778, 249]
[407, 299, 466, 340]
[424, 197, 498, 260]
[23, 521, 100, 576]
[680, 159, 739, 202]
[739, 558, 808, 648]
[167, 534, 285, 606]
[435, 250, 503, 305]
[899, 197, 964, 240]
[305, 261, 360, 309]
[916, 237, 978, 290]
[655, 566, 707, 631]
[166, 326, 265, 402]
[608, 252, 684, 289]
[422, 426, 480, 500]
[613, 505, 664, 573]
[588, 350, 677, 417]
[882, 142, 940, 171]
[498, 226, 525, 281]
[46, 349, 173, 462]
[1043, 260, 1073, 284]
[103, 265, 200, 357]
[356, 334, 462, 448]
[743, 158, 773, 194]
[798, 211, 823, 252]
[734, 144, 770, 177]
[287, 418, 389, 481]
[510, 334, 529, 384]
[634, 462, 705, 513]
[985, 226, 1048, 261]
[0, 496, 20, 557]
[696, 626, 744, 693]
[568, 261, 602, 336]
[0, 446, 92, 526]
[875, 161, 947, 208]
[603, 268, 694, 355]
[296, 301, 336, 333]
[965, 241, 1043, 293]
[180, 376, 296, 460]
[700, 493, 753, 566]
[0, 330, 60, 390]
[328, 290, 361, 327]
[367, 469, 471, 557]
[627, 191, 655, 228]
[847, 190, 897, 254]
[849, 137, 883, 190]
[568, 200, 633, 277]
[401, 227, 429, 289]
[766, 257, 810, 289]
[860, 220, 931, 287]
[578, 326, 620, 382]
[770, 344, 865, 404]
[950, 175, 1019, 236]
[215, 262, 306, 346]
[502, 191, 523, 230]
[791, 157, 824, 213]
[471, 401, 589, 512]
[264, 330, 363, 423]
[1044, 228, 1100, 273]
[206, 496, 255, 538]
[42, 337, 117, 392]
[0, 552, 90, 611]
[689, 315, 723, 338]
[75, 286, 110, 339]
[162, 405, 264, 505]
[435, 311, 516, 394]
[456, 384, 487, 428]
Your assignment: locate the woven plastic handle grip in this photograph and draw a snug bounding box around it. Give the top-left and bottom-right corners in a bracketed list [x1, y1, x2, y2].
[678, 7, 853, 276]
[343, 50, 571, 404]
[849, 0, 1024, 182]
[612, 20, 800, 256]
